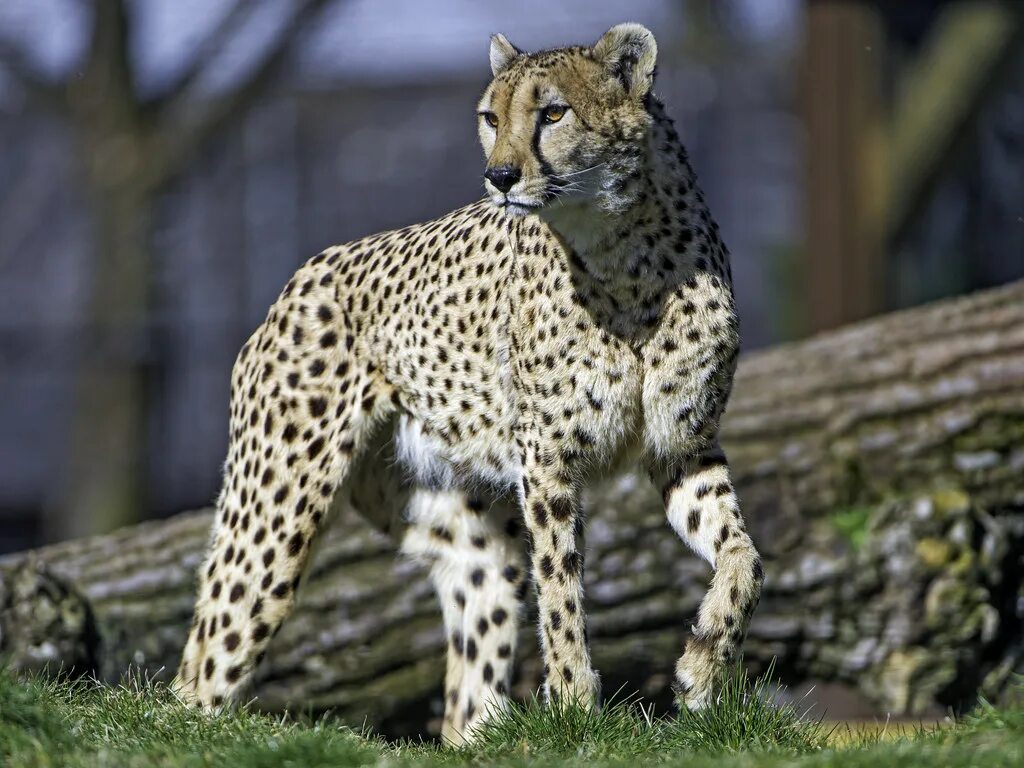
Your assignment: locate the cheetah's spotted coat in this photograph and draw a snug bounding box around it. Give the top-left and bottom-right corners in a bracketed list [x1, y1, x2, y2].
[176, 23, 763, 744]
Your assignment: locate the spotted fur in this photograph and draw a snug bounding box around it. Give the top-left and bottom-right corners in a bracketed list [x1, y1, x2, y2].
[174, 23, 762, 743]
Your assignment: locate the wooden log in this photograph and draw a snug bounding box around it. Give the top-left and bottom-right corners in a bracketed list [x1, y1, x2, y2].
[2, 281, 1023, 735]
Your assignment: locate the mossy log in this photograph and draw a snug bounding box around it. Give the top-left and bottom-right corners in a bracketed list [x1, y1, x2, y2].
[2, 281, 1023, 735]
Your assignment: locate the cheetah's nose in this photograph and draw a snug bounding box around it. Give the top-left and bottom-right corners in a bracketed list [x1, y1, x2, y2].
[484, 165, 522, 194]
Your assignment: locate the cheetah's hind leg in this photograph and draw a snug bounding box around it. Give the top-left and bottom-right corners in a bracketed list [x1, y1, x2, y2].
[401, 491, 527, 745]
[175, 323, 394, 709]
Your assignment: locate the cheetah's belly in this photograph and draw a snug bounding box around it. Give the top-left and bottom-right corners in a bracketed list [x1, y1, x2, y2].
[394, 408, 521, 493]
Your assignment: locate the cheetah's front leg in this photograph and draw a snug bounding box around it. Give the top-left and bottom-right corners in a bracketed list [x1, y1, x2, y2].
[649, 442, 763, 709]
[520, 459, 600, 707]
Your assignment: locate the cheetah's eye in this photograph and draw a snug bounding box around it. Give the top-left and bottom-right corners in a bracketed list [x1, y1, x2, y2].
[481, 111, 499, 129]
[542, 104, 567, 124]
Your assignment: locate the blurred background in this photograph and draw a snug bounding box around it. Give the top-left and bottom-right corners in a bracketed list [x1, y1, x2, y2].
[0, 0, 1022, 554]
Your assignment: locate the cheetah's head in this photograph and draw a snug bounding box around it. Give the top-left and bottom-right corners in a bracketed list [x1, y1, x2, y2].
[477, 23, 657, 218]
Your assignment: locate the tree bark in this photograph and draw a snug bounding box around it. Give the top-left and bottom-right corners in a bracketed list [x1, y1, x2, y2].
[2, 281, 1023, 736]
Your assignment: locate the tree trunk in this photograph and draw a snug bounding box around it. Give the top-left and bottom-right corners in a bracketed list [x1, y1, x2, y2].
[3, 281, 1023, 736]
[52, 190, 153, 540]
[802, 0, 886, 332]
[39, 0, 333, 540]
[53, 0, 157, 539]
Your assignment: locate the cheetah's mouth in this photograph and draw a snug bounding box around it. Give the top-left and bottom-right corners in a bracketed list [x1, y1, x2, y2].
[496, 197, 544, 217]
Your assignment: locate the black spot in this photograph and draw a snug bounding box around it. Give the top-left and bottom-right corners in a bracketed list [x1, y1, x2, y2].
[561, 551, 582, 576]
[550, 497, 573, 521]
[687, 508, 701, 534]
[572, 427, 595, 447]
[540, 555, 554, 579]
[430, 525, 454, 543]
[272, 581, 291, 599]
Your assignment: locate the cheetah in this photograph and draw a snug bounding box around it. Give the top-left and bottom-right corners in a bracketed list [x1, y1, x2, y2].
[174, 23, 763, 744]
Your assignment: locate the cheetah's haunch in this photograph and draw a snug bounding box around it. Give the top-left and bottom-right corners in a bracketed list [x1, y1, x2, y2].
[175, 23, 762, 744]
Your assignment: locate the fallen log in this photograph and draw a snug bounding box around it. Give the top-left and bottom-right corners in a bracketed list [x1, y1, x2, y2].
[2, 280, 1023, 736]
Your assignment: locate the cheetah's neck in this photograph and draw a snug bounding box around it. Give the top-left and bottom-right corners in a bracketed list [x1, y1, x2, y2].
[537, 97, 704, 294]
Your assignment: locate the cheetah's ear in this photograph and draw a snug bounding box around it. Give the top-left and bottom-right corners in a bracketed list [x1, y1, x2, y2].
[489, 33, 522, 76]
[593, 23, 658, 101]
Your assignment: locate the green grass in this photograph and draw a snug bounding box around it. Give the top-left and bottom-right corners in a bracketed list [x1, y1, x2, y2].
[1, 665, 1022, 768]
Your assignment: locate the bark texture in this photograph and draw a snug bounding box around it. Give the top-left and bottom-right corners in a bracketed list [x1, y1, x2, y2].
[2, 281, 1023, 735]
